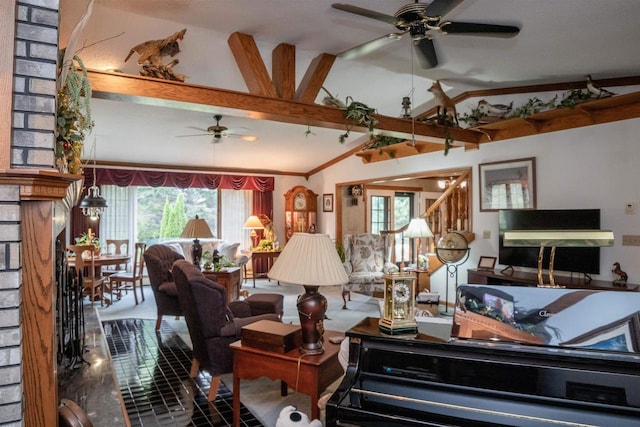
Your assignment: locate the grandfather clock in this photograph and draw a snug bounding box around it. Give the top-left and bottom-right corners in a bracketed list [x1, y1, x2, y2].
[284, 185, 318, 242]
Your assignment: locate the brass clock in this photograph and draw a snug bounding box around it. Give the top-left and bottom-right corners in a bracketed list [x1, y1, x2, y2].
[379, 272, 418, 335]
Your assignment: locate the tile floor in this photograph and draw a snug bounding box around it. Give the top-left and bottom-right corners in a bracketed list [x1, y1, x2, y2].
[103, 318, 262, 426]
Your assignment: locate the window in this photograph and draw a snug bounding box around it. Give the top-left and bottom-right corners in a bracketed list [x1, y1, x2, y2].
[100, 185, 252, 249]
[370, 195, 389, 234]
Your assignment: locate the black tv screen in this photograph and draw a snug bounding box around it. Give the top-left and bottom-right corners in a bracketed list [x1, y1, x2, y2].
[498, 209, 601, 275]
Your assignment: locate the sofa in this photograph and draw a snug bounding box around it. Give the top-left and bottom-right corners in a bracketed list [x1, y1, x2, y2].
[341, 233, 398, 309]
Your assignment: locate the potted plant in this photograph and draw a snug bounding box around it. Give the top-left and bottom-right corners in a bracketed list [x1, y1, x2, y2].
[75, 232, 101, 255]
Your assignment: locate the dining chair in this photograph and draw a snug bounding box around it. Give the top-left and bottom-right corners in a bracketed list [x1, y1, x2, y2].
[66, 244, 106, 307]
[109, 242, 147, 305]
[104, 239, 130, 276]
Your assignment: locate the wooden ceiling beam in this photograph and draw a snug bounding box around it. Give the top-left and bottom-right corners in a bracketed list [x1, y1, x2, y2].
[296, 53, 335, 104]
[227, 32, 277, 97]
[88, 69, 482, 143]
[272, 43, 296, 100]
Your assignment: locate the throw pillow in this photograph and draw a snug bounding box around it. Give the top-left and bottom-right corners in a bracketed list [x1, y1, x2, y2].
[218, 242, 240, 262]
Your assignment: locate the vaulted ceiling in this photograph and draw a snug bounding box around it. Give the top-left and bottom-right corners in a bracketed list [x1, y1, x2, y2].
[59, 0, 640, 175]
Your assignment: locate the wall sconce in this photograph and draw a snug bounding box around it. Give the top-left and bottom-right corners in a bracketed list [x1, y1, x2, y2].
[503, 229, 614, 287]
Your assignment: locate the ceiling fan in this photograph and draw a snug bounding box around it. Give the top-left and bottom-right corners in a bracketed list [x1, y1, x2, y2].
[176, 114, 258, 143]
[332, 0, 519, 68]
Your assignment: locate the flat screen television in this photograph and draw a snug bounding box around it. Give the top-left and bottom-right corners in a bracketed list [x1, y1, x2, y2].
[498, 209, 601, 275]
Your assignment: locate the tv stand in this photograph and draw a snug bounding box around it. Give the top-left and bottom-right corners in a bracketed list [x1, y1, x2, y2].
[500, 265, 514, 274]
[467, 268, 639, 291]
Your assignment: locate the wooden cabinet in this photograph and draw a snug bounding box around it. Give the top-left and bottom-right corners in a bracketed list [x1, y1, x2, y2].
[203, 267, 242, 302]
[284, 185, 318, 242]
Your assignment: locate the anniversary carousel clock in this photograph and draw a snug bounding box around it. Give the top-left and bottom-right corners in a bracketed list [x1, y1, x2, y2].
[379, 272, 418, 334]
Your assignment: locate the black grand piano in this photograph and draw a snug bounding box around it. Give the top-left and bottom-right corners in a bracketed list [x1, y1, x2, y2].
[327, 285, 640, 426]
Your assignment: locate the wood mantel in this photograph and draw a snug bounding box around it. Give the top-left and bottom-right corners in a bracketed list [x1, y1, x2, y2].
[0, 168, 79, 426]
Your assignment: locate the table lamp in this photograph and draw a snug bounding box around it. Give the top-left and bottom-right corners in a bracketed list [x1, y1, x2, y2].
[243, 215, 264, 247]
[404, 218, 434, 268]
[503, 229, 614, 287]
[180, 215, 214, 267]
[268, 233, 348, 354]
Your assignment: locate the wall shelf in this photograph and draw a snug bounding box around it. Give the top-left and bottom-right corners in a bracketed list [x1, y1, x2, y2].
[356, 90, 640, 164]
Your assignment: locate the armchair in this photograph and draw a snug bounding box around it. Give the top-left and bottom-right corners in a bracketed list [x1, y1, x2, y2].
[171, 260, 280, 401]
[143, 244, 185, 330]
[341, 233, 398, 309]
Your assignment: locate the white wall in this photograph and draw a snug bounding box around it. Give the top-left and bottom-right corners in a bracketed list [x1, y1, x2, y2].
[311, 117, 640, 300]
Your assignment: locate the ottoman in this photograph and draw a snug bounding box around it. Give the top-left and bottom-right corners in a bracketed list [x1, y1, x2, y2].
[246, 293, 284, 319]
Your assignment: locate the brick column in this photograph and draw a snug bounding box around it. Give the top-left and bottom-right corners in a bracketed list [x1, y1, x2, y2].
[0, 0, 61, 425]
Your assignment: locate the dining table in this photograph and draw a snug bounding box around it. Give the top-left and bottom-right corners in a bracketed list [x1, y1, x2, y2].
[67, 254, 132, 304]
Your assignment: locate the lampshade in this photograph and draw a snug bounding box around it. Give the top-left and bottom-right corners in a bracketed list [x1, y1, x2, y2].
[268, 233, 348, 286]
[268, 233, 348, 355]
[243, 215, 264, 230]
[180, 215, 214, 239]
[503, 230, 614, 247]
[404, 218, 434, 238]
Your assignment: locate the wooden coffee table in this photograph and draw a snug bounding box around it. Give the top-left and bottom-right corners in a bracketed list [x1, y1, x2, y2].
[230, 330, 344, 426]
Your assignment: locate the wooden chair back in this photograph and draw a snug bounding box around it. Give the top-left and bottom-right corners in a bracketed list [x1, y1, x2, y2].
[106, 239, 129, 255]
[66, 244, 105, 306]
[109, 242, 147, 305]
[106, 239, 129, 271]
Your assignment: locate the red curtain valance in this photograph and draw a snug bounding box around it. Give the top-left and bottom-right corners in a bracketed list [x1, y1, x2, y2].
[85, 167, 274, 191]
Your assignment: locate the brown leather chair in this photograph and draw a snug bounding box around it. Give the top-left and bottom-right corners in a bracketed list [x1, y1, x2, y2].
[143, 244, 185, 330]
[109, 242, 146, 304]
[172, 260, 280, 401]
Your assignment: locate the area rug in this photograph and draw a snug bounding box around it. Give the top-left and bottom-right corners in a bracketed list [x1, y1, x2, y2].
[102, 318, 263, 426]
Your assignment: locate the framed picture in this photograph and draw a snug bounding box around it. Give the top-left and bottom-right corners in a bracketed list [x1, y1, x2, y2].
[477, 256, 497, 271]
[323, 193, 334, 212]
[479, 157, 536, 211]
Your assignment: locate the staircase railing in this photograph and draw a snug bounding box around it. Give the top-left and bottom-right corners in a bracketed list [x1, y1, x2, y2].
[383, 170, 473, 272]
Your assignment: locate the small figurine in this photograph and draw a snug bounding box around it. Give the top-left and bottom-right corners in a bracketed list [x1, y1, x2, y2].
[428, 80, 459, 126]
[477, 99, 513, 118]
[586, 74, 615, 98]
[125, 29, 187, 81]
[612, 262, 628, 284]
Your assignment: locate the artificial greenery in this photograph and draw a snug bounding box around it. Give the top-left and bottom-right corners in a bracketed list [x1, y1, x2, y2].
[75, 232, 100, 247]
[254, 239, 275, 251]
[56, 52, 93, 174]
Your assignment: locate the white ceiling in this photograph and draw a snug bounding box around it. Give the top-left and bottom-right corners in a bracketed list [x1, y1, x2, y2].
[60, 0, 640, 174]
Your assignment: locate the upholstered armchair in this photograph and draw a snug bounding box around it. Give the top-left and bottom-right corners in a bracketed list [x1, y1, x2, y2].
[171, 260, 281, 401]
[143, 244, 185, 330]
[341, 233, 398, 309]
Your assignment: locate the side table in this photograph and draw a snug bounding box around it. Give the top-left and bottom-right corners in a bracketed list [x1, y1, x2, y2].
[404, 267, 431, 293]
[203, 267, 241, 302]
[249, 250, 281, 287]
[231, 330, 344, 426]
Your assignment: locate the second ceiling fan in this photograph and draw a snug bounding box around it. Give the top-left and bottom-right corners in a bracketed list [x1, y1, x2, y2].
[178, 114, 258, 143]
[332, 0, 519, 68]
